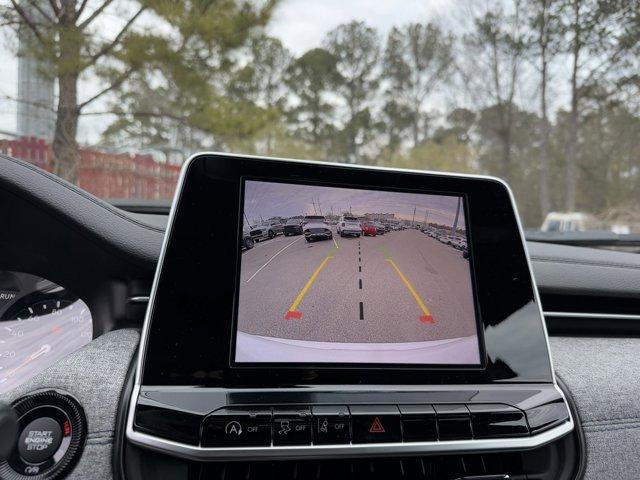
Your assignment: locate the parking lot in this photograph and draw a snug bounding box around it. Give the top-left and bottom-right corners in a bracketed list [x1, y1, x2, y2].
[237, 228, 477, 344]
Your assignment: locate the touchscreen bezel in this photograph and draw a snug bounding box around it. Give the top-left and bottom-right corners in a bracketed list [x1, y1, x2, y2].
[230, 177, 485, 369]
[139, 153, 554, 387]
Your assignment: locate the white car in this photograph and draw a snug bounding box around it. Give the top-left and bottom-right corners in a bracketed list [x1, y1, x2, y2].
[449, 237, 467, 250]
[336, 215, 362, 237]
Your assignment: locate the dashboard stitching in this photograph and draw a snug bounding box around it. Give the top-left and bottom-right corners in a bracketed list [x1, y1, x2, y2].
[531, 256, 640, 271]
[1, 154, 166, 234]
[582, 423, 640, 432]
[582, 418, 640, 426]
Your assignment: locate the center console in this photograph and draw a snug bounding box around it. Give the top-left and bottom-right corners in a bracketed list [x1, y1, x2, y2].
[124, 153, 579, 478]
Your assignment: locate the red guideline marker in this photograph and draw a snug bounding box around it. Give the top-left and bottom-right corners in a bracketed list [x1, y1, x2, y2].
[285, 310, 302, 320]
[420, 314, 436, 324]
[52, 325, 62, 334]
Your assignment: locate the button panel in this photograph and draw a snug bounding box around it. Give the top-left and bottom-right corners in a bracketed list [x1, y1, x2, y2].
[311, 405, 351, 444]
[399, 404, 438, 442]
[273, 408, 312, 445]
[202, 408, 272, 447]
[434, 404, 473, 440]
[173, 401, 567, 448]
[350, 405, 402, 444]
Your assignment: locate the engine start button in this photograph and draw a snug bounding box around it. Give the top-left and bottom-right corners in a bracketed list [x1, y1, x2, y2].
[17, 417, 62, 464]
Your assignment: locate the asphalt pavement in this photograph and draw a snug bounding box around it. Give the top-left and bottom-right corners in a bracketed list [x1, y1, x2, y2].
[237, 229, 477, 344]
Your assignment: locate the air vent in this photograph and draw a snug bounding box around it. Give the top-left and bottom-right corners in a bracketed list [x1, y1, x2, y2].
[198, 452, 524, 480]
[193, 436, 580, 480]
[541, 293, 640, 316]
[542, 293, 640, 335]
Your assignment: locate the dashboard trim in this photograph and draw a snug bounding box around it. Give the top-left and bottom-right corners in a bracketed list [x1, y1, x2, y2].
[125, 381, 574, 460]
[127, 296, 150, 304]
[126, 152, 573, 457]
[544, 311, 640, 321]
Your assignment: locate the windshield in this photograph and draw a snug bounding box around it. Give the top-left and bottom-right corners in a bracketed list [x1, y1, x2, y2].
[2, 1, 639, 250]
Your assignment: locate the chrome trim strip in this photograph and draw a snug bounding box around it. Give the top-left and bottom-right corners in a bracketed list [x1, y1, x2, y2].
[544, 311, 640, 321]
[128, 296, 150, 304]
[126, 152, 574, 458]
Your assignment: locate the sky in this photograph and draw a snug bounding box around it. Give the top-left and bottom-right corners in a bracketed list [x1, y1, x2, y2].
[266, 0, 451, 56]
[243, 180, 465, 228]
[0, 0, 451, 141]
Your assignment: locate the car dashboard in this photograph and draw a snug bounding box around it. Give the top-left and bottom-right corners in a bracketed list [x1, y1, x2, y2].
[2, 153, 640, 480]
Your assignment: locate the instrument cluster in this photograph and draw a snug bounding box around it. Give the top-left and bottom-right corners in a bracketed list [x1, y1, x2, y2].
[0, 271, 92, 394]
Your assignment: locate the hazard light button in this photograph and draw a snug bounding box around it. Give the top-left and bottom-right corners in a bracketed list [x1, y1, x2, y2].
[350, 405, 401, 444]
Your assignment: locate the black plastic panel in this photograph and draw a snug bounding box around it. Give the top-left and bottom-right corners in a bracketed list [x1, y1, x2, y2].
[141, 154, 552, 386]
[134, 402, 201, 445]
[132, 384, 571, 450]
[468, 404, 529, 439]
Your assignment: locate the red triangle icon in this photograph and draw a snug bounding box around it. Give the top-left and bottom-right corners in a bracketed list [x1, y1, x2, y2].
[369, 417, 386, 434]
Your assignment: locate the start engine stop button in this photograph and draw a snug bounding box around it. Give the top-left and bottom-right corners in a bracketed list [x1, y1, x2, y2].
[17, 417, 62, 464]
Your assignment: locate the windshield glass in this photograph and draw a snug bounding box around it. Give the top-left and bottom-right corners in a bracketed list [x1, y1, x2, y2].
[2, 1, 639, 249]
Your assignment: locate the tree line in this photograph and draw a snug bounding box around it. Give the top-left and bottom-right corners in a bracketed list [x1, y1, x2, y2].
[4, 0, 640, 227]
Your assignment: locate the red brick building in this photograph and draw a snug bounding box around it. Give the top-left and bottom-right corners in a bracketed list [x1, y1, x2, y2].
[0, 137, 180, 200]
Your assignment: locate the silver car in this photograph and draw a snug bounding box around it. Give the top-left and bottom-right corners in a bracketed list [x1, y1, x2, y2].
[303, 216, 333, 242]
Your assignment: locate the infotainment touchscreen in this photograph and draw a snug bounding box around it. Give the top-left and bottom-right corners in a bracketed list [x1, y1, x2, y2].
[234, 179, 481, 366]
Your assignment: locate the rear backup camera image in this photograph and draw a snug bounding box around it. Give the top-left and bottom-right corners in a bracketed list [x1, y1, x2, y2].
[235, 180, 480, 365]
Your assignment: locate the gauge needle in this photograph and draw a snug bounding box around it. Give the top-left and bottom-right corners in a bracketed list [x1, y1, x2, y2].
[1, 344, 51, 382]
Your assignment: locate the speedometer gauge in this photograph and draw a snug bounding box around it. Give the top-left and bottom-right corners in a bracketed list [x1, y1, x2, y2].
[0, 272, 93, 394]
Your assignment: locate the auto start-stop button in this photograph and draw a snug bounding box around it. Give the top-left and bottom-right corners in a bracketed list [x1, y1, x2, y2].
[17, 417, 62, 464]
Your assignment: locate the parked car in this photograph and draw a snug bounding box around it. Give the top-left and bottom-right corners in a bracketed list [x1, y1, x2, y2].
[361, 222, 377, 237]
[439, 234, 454, 244]
[373, 222, 386, 235]
[302, 215, 326, 225]
[241, 230, 255, 250]
[249, 221, 283, 241]
[303, 216, 333, 242]
[541, 211, 602, 232]
[449, 237, 466, 250]
[337, 215, 362, 237]
[283, 217, 304, 236]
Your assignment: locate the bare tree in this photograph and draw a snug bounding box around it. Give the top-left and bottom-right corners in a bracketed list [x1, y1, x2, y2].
[384, 23, 454, 148]
[559, 0, 634, 210]
[325, 21, 381, 162]
[526, 0, 561, 216]
[460, 0, 527, 179]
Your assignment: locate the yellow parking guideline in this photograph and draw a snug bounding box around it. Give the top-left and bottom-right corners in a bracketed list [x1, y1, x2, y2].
[333, 236, 339, 249]
[385, 257, 435, 324]
[285, 253, 333, 319]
